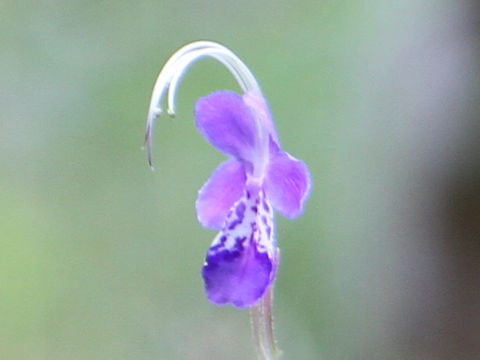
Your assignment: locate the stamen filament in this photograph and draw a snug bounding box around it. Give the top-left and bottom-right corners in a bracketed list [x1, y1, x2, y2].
[166, 47, 258, 116]
[144, 41, 262, 168]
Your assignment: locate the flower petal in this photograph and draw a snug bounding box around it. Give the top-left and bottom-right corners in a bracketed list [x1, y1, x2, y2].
[202, 191, 276, 308]
[243, 90, 279, 145]
[196, 160, 246, 229]
[264, 152, 311, 218]
[195, 90, 258, 161]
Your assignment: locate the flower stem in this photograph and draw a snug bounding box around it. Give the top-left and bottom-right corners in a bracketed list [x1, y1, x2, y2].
[250, 285, 282, 360]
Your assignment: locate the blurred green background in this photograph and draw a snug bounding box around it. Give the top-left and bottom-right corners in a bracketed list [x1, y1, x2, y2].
[1, 1, 479, 359]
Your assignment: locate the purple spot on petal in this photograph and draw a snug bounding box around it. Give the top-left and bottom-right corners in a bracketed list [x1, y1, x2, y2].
[228, 219, 241, 230]
[209, 235, 228, 253]
[263, 199, 270, 212]
[227, 201, 247, 230]
[251, 206, 258, 213]
[235, 201, 246, 219]
[233, 236, 247, 252]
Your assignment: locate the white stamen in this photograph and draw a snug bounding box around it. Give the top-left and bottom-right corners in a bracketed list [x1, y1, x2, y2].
[145, 41, 262, 168]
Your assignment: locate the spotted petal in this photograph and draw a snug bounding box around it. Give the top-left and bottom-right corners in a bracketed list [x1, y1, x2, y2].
[202, 191, 276, 308]
[195, 90, 260, 162]
[264, 151, 311, 218]
[196, 159, 246, 229]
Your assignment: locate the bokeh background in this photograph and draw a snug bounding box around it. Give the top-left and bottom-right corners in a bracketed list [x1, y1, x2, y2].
[1, 1, 479, 359]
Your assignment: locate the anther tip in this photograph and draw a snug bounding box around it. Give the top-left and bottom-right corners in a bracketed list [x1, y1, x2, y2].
[151, 108, 162, 118]
[147, 153, 155, 171]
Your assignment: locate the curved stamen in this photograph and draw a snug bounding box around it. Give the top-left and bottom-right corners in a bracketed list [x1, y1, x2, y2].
[147, 42, 223, 120]
[166, 47, 259, 116]
[145, 41, 262, 168]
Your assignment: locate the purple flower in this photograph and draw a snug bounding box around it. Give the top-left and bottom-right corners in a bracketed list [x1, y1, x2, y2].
[145, 41, 311, 308]
[196, 90, 311, 307]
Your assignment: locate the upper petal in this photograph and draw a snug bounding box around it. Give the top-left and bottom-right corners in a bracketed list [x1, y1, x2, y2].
[243, 90, 279, 145]
[195, 90, 259, 161]
[264, 151, 311, 218]
[196, 159, 246, 229]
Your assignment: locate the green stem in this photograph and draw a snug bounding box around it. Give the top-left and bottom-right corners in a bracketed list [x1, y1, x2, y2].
[250, 285, 282, 360]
